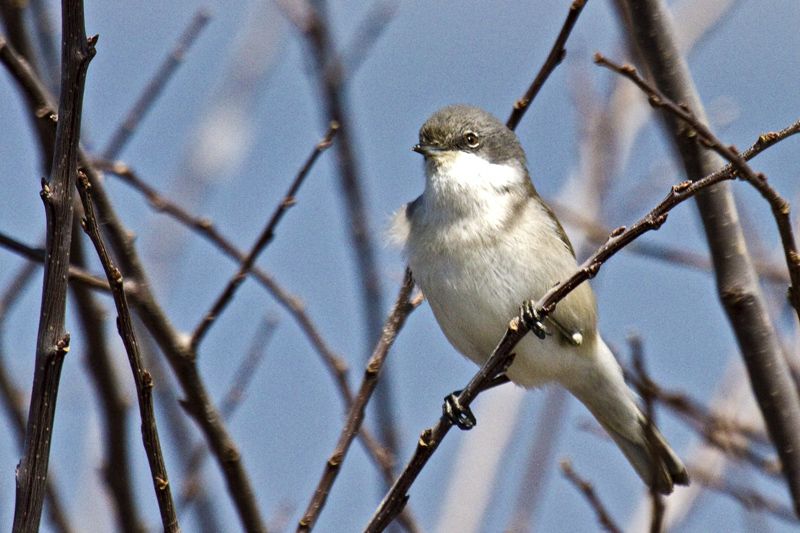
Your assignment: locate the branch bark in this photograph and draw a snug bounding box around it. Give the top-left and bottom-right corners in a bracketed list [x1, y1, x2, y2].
[13, 1, 95, 530]
[77, 171, 180, 531]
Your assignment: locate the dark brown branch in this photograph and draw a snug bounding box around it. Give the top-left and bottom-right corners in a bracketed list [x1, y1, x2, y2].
[0, 264, 75, 533]
[506, 0, 588, 131]
[629, 337, 665, 533]
[0, 30, 267, 531]
[13, 1, 95, 529]
[594, 54, 800, 321]
[101, 9, 210, 160]
[76, 171, 179, 532]
[365, 121, 800, 531]
[70, 227, 145, 533]
[560, 460, 622, 533]
[190, 122, 339, 350]
[298, 270, 419, 531]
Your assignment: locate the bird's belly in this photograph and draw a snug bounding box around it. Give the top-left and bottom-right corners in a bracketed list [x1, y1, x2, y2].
[411, 244, 577, 387]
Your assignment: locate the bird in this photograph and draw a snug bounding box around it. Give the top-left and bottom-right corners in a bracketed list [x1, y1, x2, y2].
[390, 104, 689, 494]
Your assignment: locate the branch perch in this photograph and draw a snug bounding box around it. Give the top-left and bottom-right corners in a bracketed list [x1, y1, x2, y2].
[13, 1, 95, 529]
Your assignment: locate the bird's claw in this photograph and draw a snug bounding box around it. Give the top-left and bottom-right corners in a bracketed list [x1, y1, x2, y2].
[519, 301, 547, 339]
[443, 390, 476, 430]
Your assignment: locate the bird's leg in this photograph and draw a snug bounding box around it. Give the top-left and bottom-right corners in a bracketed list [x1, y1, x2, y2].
[519, 300, 548, 339]
[443, 390, 477, 430]
[443, 373, 511, 430]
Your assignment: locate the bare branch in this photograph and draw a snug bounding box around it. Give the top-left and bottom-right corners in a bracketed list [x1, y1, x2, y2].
[190, 122, 339, 351]
[70, 229, 145, 533]
[13, 1, 95, 528]
[597, 8, 800, 508]
[506, 0, 589, 131]
[560, 460, 622, 533]
[77, 171, 179, 531]
[0, 27, 268, 531]
[298, 270, 419, 531]
[594, 54, 800, 321]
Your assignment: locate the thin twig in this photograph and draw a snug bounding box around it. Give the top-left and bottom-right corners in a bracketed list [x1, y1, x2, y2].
[629, 337, 665, 533]
[691, 467, 800, 525]
[13, 2, 95, 529]
[594, 53, 800, 321]
[365, 120, 800, 531]
[89, 159, 402, 496]
[190, 122, 339, 350]
[596, 50, 800, 516]
[102, 9, 211, 160]
[70, 228, 145, 533]
[506, 0, 589, 131]
[298, 269, 419, 531]
[560, 460, 622, 533]
[0, 32, 268, 531]
[77, 171, 180, 532]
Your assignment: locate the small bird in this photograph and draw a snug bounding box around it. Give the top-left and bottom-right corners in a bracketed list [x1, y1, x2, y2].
[391, 104, 688, 493]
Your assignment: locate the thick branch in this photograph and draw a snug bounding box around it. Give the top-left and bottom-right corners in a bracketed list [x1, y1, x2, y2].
[13, 1, 95, 530]
[0, 23, 267, 531]
[618, 0, 800, 516]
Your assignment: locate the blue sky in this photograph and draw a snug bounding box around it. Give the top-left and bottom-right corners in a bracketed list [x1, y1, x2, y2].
[1, 1, 799, 531]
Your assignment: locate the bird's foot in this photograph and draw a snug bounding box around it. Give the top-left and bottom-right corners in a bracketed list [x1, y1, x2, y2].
[519, 301, 547, 339]
[443, 390, 476, 430]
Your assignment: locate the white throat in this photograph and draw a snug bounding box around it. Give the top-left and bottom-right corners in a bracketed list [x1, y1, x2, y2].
[421, 150, 525, 226]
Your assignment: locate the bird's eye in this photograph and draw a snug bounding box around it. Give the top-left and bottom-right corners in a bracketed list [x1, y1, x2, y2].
[464, 131, 480, 148]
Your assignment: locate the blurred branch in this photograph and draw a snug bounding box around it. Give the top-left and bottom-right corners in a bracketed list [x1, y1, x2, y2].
[366, 119, 800, 530]
[560, 460, 622, 533]
[70, 227, 145, 533]
[506, 0, 588, 131]
[299, 270, 419, 531]
[0, 231, 115, 292]
[189, 122, 338, 351]
[179, 317, 277, 513]
[0, 25, 267, 531]
[629, 337, 665, 533]
[13, 1, 95, 529]
[691, 467, 799, 525]
[553, 201, 790, 286]
[102, 9, 211, 160]
[287, 0, 394, 456]
[90, 158, 401, 496]
[77, 171, 179, 531]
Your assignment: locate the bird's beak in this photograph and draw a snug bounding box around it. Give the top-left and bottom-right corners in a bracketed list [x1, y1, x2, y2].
[412, 143, 443, 157]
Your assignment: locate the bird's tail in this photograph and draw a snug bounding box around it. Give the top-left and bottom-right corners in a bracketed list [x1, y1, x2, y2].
[568, 339, 689, 494]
